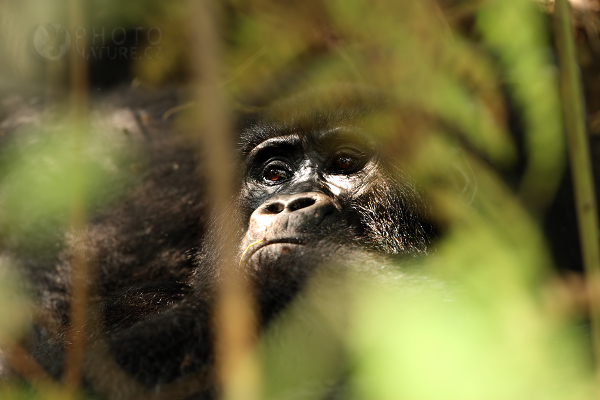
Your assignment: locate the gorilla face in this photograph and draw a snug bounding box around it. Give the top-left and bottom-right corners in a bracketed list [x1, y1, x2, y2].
[238, 128, 379, 270]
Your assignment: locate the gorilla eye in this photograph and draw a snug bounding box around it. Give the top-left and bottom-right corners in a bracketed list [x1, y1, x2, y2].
[264, 168, 289, 182]
[336, 156, 355, 170]
[331, 149, 365, 173]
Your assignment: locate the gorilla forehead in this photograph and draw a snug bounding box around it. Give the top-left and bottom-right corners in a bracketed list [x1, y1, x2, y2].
[239, 85, 387, 154]
[244, 127, 377, 162]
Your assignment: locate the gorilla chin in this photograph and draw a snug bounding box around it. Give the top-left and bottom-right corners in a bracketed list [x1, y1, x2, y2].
[242, 240, 305, 265]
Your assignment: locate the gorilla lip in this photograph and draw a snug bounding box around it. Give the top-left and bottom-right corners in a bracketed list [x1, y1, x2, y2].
[240, 238, 305, 265]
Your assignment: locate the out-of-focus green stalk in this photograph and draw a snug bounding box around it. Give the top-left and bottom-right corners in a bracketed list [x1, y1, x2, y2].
[63, 0, 89, 397]
[553, 0, 600, 367]
[188, 1, 261, 400]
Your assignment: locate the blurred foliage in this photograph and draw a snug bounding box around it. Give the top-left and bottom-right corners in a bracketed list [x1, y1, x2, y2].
[0, 258, 30, 343]
[349, 274, 592, 400]
[0, 0, 598, 399]
[0, 120, 136, 252]
[479, 0, 564, 209]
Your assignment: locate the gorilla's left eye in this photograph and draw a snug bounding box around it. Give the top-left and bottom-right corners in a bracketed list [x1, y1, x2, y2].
[331, 149, 365, 173]
[336, 156, 355, 170]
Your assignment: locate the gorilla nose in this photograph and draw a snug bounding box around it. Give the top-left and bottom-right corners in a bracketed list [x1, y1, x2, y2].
[260, 192, 333, 215]
[246, 192, 339, 241]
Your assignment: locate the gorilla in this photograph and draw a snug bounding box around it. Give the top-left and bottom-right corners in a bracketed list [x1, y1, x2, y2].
[0, 85, 438, 398]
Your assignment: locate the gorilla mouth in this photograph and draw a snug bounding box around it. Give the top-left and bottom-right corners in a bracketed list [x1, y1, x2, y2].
[240, 238, 305, 266]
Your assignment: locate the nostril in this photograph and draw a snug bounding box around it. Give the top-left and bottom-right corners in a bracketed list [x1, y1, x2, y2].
[265, 202, 285, 214]
[288, 197, 316, 212]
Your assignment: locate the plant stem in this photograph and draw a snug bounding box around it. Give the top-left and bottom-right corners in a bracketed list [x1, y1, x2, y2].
[553, 0, 600, 367]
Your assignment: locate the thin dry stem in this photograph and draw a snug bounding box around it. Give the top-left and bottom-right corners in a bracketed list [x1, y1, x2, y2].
[62, 0, 90, 396]
[4, 339, 60, 394]
[187, 1, 261, 399]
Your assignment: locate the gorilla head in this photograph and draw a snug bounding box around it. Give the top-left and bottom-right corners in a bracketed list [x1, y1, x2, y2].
[239, 87, 432, 256]
[232, 86, 436, 320]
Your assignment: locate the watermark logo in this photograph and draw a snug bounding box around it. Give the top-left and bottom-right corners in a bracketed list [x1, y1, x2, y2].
[31, 24, 162, 61]
[33, 23, 71, 60]
[73, 27, 162, 61]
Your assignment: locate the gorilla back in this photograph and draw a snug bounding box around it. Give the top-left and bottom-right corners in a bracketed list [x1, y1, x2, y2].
[5, 85, 437, 398]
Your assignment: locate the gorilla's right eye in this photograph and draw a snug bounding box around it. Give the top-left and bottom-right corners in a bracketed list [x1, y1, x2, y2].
[264, 168, 289, 183]
[257, 157, 293, 184]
